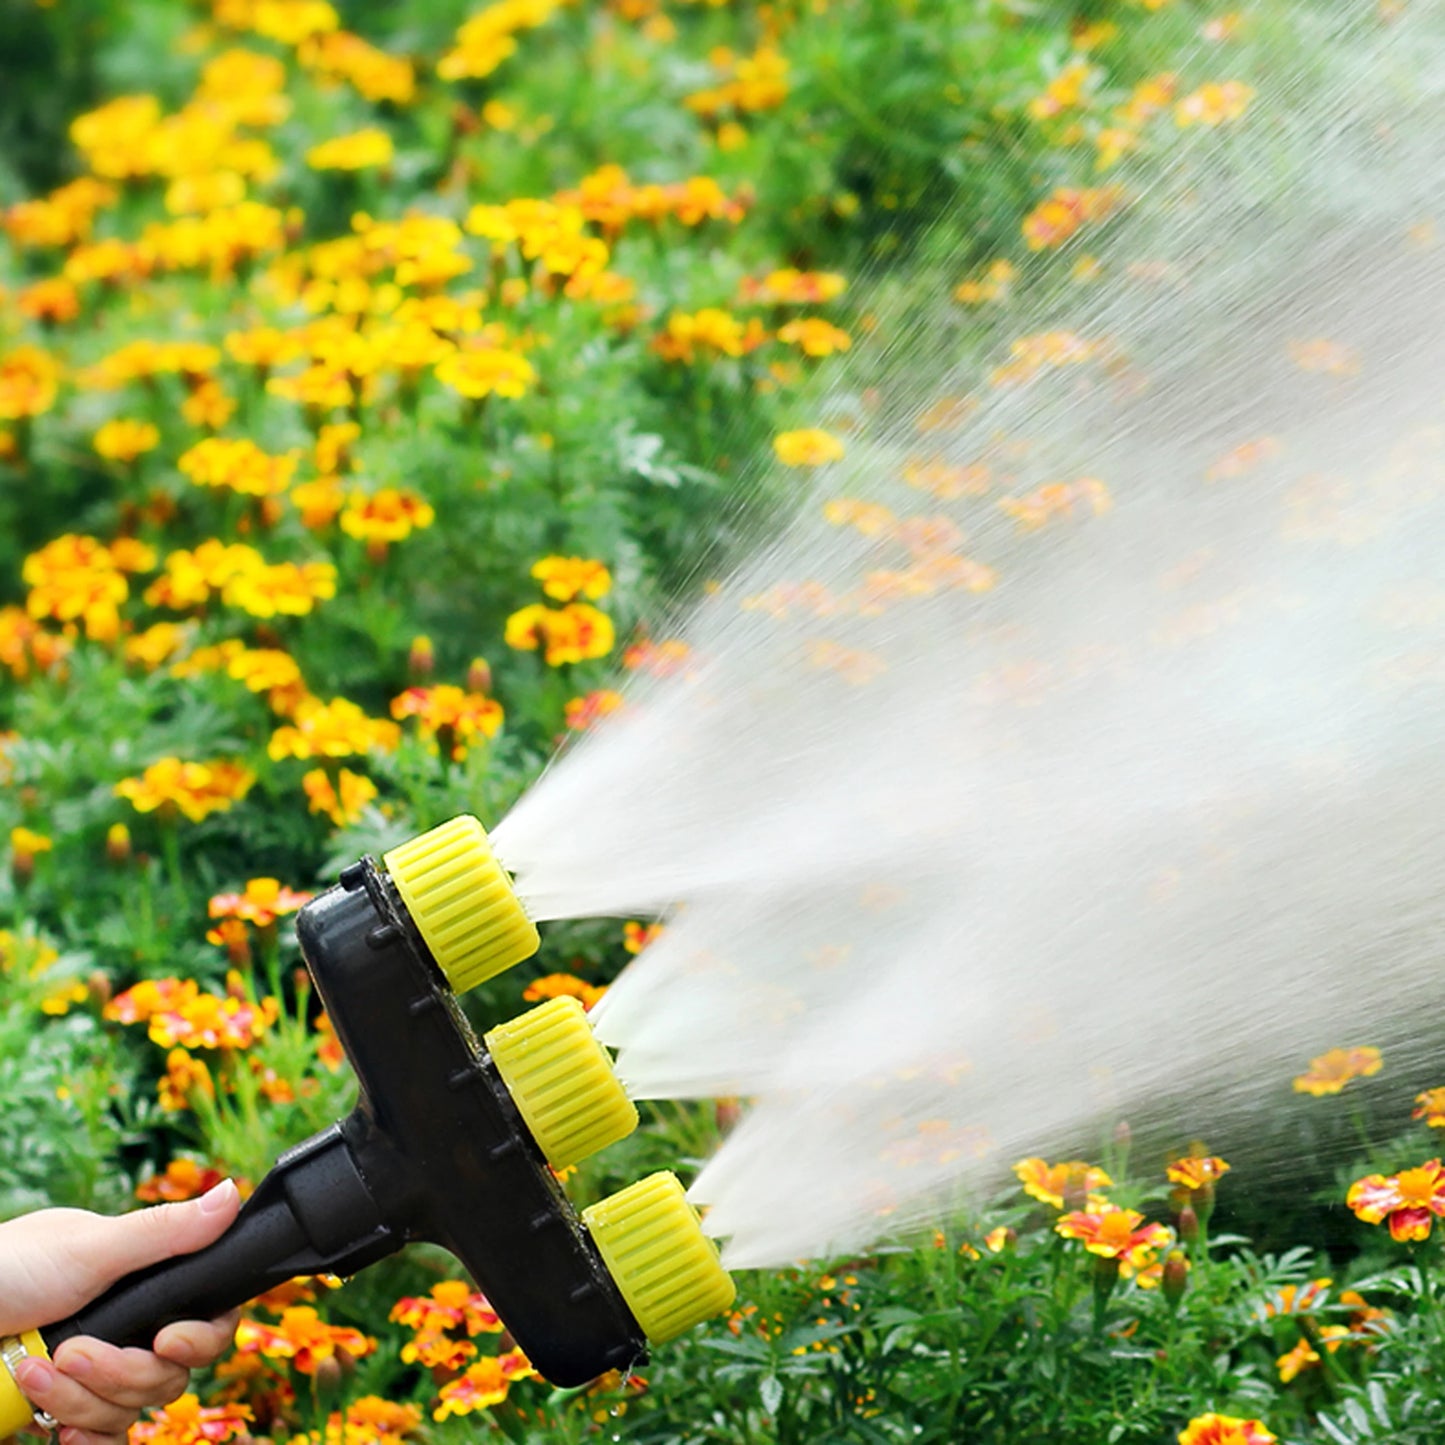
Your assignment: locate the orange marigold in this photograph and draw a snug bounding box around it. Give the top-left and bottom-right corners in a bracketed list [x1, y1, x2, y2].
[505, 603, 614, 666]
[302, 767, 378, 826]
[270, 697, 400, 760]
[773, 429, 846, 467]
[1347, 1159, 1445, 1242]
[432, 1350, 534, 1420]
[235, 1306, 376, 1374]
[1293, 1046, 1382, 1096]
[531, 555, 612, 602]
[129, 1394, 252, 1445]
[1056, 1204, 1171, 1260]
[1014, 1157, 1113, 1210]
[114, 758, 255, 822]
[522, 973, 606, 1010]
[1177, 1414, 1275, 1445]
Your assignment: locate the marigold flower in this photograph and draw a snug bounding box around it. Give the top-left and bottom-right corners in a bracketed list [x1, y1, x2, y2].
[653, 308, 767, 363]
[223, 560, 337, 618]
[390, 1280, 501, 1368]
[236, 1306, 376, 1374]
[1293, 1045, 1382, 1096]
[1288, 338, 1361, 377]
[129, 1393, 252, 1445]
[1166, 1156, 1230, 1191]
[149, 988, 280, 1051]
[306, 128, 394, 171]
[623, 920, 662, 953]
[523, 973, 606, 1010]
[622, 638, 690, 675]
[289, 1398, 423, 1445]
[1348, 1159, 1445, 1242]
[432, 1350, 535, 1420]
[565, 689, 624, 731]
[1014, 1157, 1113, 1210]
[179, 437, 298, 497]
[1056, 1205, 1171, 1260]
[270, 696, 399, 761]
[1413, 1088, 1445, 1127]
[739, 268, 846, 305]
[1275, 1326, 1349, 1382]
[1174, 80, 1254, 128]
[776, 317, 852, 358]
[434, 346, 537, 400]
[303, 767, 378, 826]
[1022, 186, 1123, 250]
[0, 345, 62, 421]
[531, 555, 612, 602]
[93, 419, 161, 462]
[1177, 1412, 1275, 1445]
[1260, 1278, 1331, 1318]
[136, 1158, 229, 1203]
[209, 878, 313, 932]
[11, 827, 53, 861]
[391, 685, 503, 759]
[159, 1048, 215, 1111]
[504, 603, 614, 666]
[115, 758, 255, 822]
[340, 488, 436, 548]
[774, 429, 846, 467]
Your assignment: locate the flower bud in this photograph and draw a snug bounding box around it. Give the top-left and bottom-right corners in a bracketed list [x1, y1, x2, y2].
[1113, 1120, 1132, 1149]
[311, 1355, 344, 1393]
[106, 822, 132, 865]
[466, 656, 493, 695]
[1162, 1249, 1189, 1306]
[1061, 1164, 1091, 1213]
[86, 969, 113, 1010]
[1177, 1205, 1200, 1244]
[715, 1097, 742, 1134]
[408, 635, 434, 681]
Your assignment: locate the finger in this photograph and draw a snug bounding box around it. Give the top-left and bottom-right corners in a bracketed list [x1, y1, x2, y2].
[59, 1427, 130, 1445]
[13, 1358, 138, 1435]
[57, 1182, 241, 1295]
[51, 1339, 188, 1411]
[152, 1310, 241, 1369]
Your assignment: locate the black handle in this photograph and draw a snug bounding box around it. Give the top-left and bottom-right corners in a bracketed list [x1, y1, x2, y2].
[44, 1126, 402, 1353]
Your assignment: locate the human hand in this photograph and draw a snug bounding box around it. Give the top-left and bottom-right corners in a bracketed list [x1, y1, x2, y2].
[0, 1180, 243, 1445]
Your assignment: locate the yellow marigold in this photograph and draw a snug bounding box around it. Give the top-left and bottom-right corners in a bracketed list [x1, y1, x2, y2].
[114, 757, 255, 822]
[292, 476, 348, 529]
[306, 128, 394, 170]
[1293, 1045, 1383, 1096]
[432, 1350, 535, 1420]
[1175, 80, 1254, 127]
[340, 488, 436, 546]
[0, 606, 70, 679]
[236, 1306, 376, 1374]
[565, 689, 624, 730]
[391, 685, 503, 759]
[302, 766, 377, 826]
[130, 1394, 251, 1445]
[1166, 1156, 1231, 1191]
[269, 696, 400, 760]
[69, 94, 163, 179]
[0, 345, 62, 420]
[124, 622, 188, 670]
[1177, 1414, 1275, 1445]
[222, 560, 337, 618]
[739, 268, 846, 305]
[93, 418, 160, 462]
[773, 429, 846, 467]
[22, 533, 130, 641]
[434, 346, 537, 400]
[146, 541, 265, 611]
[1013, 1157, 1113, 1209]
[777, 318, 852, 358]
[300, 30, 417, 104]
[522, 973, 606, 1009]
[437, 0, 561, 81]
[505, 603, 615, 666]
[2, 177, 116, 248]
[179, 437, 298, 496]
[158, 1046, 215, 1111]
[1022, 185, 1124, 250]
[1347, 1159, 1445, 1242]
[209, 877, 312, 931]
[1056, 1204, 1171, 1260]
[10, 828, 52, 864]
[1414, 1088, 1445, 1127]
[531, 556, 611, 602]
[653, 308, 766, 363]
[17, 277, 82, 325]
[225, 325, 305, 370]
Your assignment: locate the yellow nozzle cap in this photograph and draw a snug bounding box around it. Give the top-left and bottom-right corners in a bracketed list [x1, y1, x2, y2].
[383, 815, 539, 993]
[583, 1172, 735, 1344]
[485, 996, 638, 1170]
[0, 1330, 50, 1438]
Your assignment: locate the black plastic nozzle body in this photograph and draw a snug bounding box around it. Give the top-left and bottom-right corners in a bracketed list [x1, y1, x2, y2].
[41, 858, 647, 1388]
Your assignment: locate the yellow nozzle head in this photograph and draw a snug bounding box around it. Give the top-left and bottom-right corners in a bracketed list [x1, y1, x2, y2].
[0, 1331, 50, 1438]
[583, 1172, 735, 1345]
[383, 815, 539, 994]
[485, 996, 638, 1170]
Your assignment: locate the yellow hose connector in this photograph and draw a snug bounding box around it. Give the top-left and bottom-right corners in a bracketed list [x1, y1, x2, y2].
[0, 1330, 51, 1438]
[383, 815, 539, 994]
[485, 997, 638, 1170]
[583, 1173, 735, 1344]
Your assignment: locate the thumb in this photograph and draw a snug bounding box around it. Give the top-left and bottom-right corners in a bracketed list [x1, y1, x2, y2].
[68, 1180, 241, 1293]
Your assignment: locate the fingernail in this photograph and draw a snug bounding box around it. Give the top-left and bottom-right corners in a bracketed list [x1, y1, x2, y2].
[200, 1179, 238, 1213]
[15, 1358, 54, 1392]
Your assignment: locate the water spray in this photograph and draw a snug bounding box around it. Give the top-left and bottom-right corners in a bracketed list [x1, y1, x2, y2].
[0, 816, 733, 1437]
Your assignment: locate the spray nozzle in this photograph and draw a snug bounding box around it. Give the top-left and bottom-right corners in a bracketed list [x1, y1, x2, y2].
[0, 815, 733, 1434]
